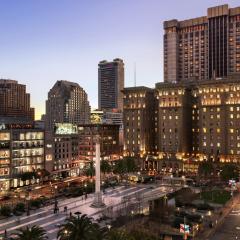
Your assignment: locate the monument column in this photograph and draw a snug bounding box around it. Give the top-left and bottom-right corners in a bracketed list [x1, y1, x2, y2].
[91, 134, 105, 208]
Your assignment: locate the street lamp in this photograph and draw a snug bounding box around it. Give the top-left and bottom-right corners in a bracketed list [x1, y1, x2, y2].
[25, 188, 31, 216]
[74, 211, 81, 220]
[107, 224, 111, 231]
[54, 185, 58, 213]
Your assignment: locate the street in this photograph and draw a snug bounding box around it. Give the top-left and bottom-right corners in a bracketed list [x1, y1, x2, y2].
[0, 184, 174, 240]
[210, 200, 240, 240]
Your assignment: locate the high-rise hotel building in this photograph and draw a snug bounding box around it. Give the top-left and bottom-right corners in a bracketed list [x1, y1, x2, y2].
[124, 4, 240, 172]
[98, 59, 124, 111]
[164, 4, 240, 83]
[46, 80, 90, 131]
[0, 79, 35, 124]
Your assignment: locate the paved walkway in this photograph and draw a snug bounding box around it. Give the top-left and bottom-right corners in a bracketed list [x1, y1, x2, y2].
[0, 185, 174, 240]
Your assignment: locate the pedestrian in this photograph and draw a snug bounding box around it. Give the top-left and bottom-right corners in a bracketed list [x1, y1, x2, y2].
[4, 229, 7, 237]
[69, 211, 72, 217]
[64, 206, 67, 213]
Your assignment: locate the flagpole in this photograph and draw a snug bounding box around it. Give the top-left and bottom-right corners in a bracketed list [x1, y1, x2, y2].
[183, 216, 187, 240]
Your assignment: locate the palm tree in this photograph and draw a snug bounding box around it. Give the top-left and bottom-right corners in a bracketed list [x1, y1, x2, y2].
[101, 160, 112, 176]
[12, 225, 48, 240]
[57, 214, 97, 240]
[84, 161, 95, 179]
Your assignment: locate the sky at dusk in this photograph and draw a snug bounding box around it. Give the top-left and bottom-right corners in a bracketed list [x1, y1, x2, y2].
[0, 0, 239, 119]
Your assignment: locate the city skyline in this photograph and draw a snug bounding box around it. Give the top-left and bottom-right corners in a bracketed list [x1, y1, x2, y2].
[0, 0, 239, 119]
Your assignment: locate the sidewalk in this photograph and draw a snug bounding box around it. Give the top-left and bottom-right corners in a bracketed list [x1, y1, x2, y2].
[195, 194, 239, 240]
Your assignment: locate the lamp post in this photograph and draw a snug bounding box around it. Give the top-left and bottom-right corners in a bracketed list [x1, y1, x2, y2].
[107, 224, 111, 232]
[26, 188, 31, 216]
[54, 185, 58, 213]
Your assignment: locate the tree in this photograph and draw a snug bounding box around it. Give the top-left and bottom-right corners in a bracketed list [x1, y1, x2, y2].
[12, 225, 48, 240]
[129, 229, 159, 240]
[84, 161, 95, 178]
[57, 214, 96, 240]
[198, 162, 214, 178]
[101, 160, 112, 175]
[113, 158, 138, 176]
[0, 205, 12, 217]
[125, 157, 138, 173]
[106, 229, 133, 240]
[19, 172, 36, 184]
[113, 160, 127, 176]
[91, 224, 108, 240]
[220, 164, 238, 181]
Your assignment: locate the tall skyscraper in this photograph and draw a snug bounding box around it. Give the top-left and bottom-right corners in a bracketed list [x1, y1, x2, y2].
[98, 58, 124, 111]
[46, 80, 90, 131]
[0, 79, 35, 123]
[164, 4, 240, 83]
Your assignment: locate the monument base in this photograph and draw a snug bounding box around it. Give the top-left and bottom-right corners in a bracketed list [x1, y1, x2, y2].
[91, 192, 105, 208]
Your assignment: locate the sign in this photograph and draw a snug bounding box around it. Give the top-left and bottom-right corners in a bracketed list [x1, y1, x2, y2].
[229, 179, 236, 187]
[180, 224, 190, 234]
[0, 124, 6, 130]
[55, 123, 78, 135]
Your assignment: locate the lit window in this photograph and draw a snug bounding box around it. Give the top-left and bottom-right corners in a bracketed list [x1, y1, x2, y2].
[203, 128, 207, 133]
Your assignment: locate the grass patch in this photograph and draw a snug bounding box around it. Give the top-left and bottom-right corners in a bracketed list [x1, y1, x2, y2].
[201, 190, 231, 204]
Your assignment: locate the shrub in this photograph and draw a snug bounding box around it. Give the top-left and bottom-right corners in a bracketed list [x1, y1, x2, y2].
[196, 203, 214, 211]
[0, 205, 12, 217]
[14, 202, 25, 213]
[30, 199, 41, 208]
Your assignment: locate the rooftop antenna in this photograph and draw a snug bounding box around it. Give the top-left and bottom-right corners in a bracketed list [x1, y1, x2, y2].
[134, 62, 136, 87]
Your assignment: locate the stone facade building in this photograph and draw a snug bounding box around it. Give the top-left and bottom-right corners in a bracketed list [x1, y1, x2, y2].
[123, 75, 240, 172]
[0, 124, 44, 191]
[45, 123, 120, 177]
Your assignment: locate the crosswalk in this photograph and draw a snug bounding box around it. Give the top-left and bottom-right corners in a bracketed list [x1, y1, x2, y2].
[0, 185, 156, 239]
